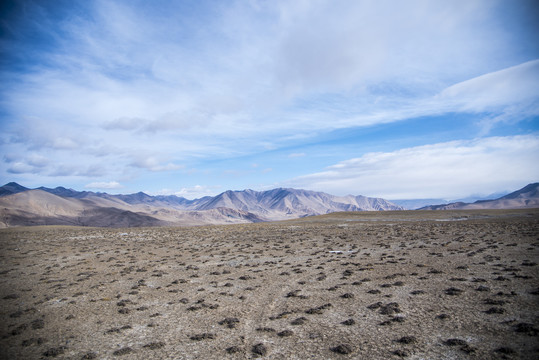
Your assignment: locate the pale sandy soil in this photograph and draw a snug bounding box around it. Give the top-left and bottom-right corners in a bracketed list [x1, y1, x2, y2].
[0, 209, 538, 359]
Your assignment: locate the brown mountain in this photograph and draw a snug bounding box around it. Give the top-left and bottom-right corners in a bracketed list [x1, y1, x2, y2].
[0, 184, 404, 228]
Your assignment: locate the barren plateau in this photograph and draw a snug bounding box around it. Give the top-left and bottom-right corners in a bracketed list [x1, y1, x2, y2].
[1, 209, 538, 359]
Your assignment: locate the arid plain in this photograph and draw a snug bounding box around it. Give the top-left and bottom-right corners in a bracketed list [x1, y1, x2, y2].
[1, 209, 538, 359]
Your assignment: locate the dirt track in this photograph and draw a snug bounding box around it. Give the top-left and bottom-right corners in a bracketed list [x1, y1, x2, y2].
[1, 210, 538, 359]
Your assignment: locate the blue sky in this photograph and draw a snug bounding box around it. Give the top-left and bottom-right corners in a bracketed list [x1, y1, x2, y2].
[1, 0, 538, 200]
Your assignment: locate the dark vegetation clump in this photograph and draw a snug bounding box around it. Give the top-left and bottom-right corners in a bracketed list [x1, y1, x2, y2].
[330, 344, 353, 354]
[143, 342, 165, 349]
[513, 322, 538, 336]
[396, 336, 417, 344]
[444, 287, 463, 296]
[226, 346, 241, 354]
[252, 343, 267, 356]
[112, 347, 133, 356]
[81, 351, 98, 359]
[277, 329, 294, 337]
[379, 302, 401, 315]
[444, 338, 467, 346]
[43, 346, 66, 357]
[190, 333, 216, 341]
[219, 317, 240, 329]
[291, 317, 307, 325]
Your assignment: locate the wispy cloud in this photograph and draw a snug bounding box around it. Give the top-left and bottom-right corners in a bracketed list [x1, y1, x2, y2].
[156, 185, 222, 200]
[130, 156, 184, 172]
[85, 181, 123, 190]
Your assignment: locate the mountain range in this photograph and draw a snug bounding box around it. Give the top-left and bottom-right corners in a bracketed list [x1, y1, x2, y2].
[1, 182, 537, 228]
[0, 183, 403, 228]
[419, 182, 539, 210]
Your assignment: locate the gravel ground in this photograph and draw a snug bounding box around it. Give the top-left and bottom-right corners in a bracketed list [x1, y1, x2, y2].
[0, 209, 538, 359]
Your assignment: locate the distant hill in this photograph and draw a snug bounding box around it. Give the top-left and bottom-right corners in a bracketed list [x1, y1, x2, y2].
[0, 183, 403, 228]
[419, 183, 539, 210]
[0, 182, 29, 196]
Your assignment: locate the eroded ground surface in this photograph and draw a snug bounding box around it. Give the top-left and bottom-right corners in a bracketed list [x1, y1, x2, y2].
[1, 210, 538, 359]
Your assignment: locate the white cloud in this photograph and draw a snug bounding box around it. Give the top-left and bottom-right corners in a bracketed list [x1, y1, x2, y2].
[156, 185, 222, 200]
[85, 181, 123, 190]
[437, 59, 539, 112]
[102, 117, 147, 131]
[7, 162, 36, 174]
[26, 154, 50, 168]
[130, 156, 184, 172]
[287, 135, 539, 199]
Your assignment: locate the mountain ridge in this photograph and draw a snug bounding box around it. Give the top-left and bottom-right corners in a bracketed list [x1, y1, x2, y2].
[0, 183, 403, 228]
[419, 183, 539, 210]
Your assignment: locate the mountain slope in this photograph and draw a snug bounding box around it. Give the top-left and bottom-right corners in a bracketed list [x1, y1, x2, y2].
[0, 190, 166, 227]
[420, 183, 539, 210]
[192, 188, 403, 220]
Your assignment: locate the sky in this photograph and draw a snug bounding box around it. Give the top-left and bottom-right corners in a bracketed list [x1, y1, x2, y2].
[1, 0, 538, 200]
